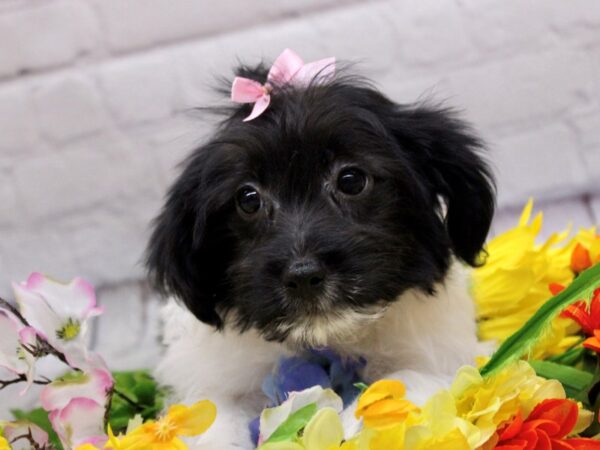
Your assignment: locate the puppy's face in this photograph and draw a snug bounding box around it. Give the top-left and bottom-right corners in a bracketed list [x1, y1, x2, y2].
[147, 67, 495, 346]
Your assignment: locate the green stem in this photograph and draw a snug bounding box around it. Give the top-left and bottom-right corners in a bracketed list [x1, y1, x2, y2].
[480, 263, 600, 378]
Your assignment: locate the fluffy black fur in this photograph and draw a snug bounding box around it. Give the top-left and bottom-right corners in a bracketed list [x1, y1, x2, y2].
[146, 62, 495, 342]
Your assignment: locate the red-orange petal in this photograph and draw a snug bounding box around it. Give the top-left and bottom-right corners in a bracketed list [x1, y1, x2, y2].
[562, 302, 595, 335]
[527, 399, 578, 439]
[572, 243, 592, 273]
[550, 283, 566, 296]
[564, 438, 600, 449]
[583, 336, 600, 353]
[552, 439, 577, 450]
[495, 443, 529, 450]
[500, 410, 524, 441]
[590, 289, 600, 330]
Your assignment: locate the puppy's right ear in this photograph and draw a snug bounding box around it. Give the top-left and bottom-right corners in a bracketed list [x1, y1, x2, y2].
[146, 145, 229, 327]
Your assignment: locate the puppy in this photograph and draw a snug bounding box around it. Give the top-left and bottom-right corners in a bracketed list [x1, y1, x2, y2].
[146, 52, 495, 449]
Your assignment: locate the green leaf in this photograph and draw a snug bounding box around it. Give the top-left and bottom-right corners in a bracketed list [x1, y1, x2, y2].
[133, 379, 157, 405]
[548, 346, 585, 366]
[353, 382, 369, 393]
[11, 407, 64, 450]
[264, 403, 318, 444]
[480, 263, 600, 378]
[529, 360, 593, 399]
[108, 370, 167, 434]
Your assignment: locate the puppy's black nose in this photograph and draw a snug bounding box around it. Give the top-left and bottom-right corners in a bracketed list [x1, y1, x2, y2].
[284, 258, 326, 298]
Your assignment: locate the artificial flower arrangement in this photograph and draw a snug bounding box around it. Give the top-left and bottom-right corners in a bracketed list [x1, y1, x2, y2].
[1, 199, 600, 450]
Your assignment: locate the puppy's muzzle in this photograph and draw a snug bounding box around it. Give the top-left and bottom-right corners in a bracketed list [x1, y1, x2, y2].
[283, 257, 326, 300]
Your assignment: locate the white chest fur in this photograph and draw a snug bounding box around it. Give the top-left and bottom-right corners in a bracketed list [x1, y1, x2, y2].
[155, 262, 487, 448]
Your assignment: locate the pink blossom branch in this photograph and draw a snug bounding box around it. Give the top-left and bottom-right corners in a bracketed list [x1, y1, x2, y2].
[0, 296, 72, 367]
[0, 374, 51, 389]
[0, 296, 29, 326]
[10, 428, 54, 450]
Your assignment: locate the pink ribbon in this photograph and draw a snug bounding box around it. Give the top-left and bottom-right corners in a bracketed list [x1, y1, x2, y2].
[230, 48, 335, 122]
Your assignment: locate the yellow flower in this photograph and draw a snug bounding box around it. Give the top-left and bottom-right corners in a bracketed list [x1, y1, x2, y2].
[76, 445, 100, 450]
[115, 400, 217, 450]
[403, 390, 478, 450]
[450, 361, 565, 447]
[355, 380, 419, 430]
[0, 434, 9, 450]
[302, 407, 345, 450]
[473, 199, 594, 357]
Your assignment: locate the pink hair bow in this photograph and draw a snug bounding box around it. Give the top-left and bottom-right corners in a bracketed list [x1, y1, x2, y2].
[230, 48, 335, 122]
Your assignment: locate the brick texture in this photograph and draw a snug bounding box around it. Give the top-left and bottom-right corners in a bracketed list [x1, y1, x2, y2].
[0, 0, 599, 413]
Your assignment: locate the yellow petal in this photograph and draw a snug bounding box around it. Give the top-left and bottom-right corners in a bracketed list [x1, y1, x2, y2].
[356, 380, 406, 414]
[302, 407, 344, 450]
[155, 437, 189, 450]
[518, 198, 534, 227]
[361, 399, 419, 429]
[590, 237, 600, 263]
[432, 428, 471, 450]
[573, 407, 595, 435]
[168, 400, 217, 437]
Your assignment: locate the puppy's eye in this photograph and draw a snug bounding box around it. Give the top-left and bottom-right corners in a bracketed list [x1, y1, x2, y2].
[236, 185, 262, 215]
[337, 168, 367, 196]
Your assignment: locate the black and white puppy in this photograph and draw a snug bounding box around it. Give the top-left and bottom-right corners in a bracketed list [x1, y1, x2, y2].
[146, 58, 495, 449]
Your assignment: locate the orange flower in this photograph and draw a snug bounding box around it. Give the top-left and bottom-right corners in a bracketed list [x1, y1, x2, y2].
[354, 380, 419, 429]
[571, 237, 600, 273]
[558, 288, 600, 337]
[493, 399, 600, 450]
[583, 329, 600, 353]
[571, 243, 593, 273]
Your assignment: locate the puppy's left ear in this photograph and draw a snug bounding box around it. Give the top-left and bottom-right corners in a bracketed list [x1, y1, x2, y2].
[386, 104, 496, 266]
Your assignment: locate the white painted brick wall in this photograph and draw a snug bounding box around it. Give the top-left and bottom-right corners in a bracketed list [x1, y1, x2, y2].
[1, 1, 600, 412]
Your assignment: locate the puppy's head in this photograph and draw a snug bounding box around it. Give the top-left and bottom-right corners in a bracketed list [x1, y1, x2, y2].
[146, 62, 495, 346]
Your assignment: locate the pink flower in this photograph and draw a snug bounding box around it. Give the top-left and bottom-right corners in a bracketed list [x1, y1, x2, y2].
[0, 308, 37, 394]
[2, 421, 49, 450]
[12, 273, 103, 370]
[49, 398, 106, 449]
[41, 368, 113, 412]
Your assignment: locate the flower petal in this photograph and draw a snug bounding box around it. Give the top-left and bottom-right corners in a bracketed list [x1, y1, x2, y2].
[499, 410, 523, 440]
[571, 243, 592, 273]
[259, 386, 342, 442]
[302, 407, 344, 450]
[590, 289, 600, 330]
[50, 398, 106, 449]
[41, 368, 113, 411]
[0, 310, 28, 374]
[3, 421, 49, 450]
[22, 273, 101, 320]
[356, 380, 407, 414]
[561, 302, 594, 335]
[168, 400, 217, 437]
[583, 336, 600, 353]
[13, 275, 100, 369]
[527, 399, 578, 439]
[564, 438, 600, 449]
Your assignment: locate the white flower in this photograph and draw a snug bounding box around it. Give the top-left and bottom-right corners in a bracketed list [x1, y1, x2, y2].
[259, 386, 343, 444]
[0, 308, 37, 394]
[12, 273, 103, 369]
